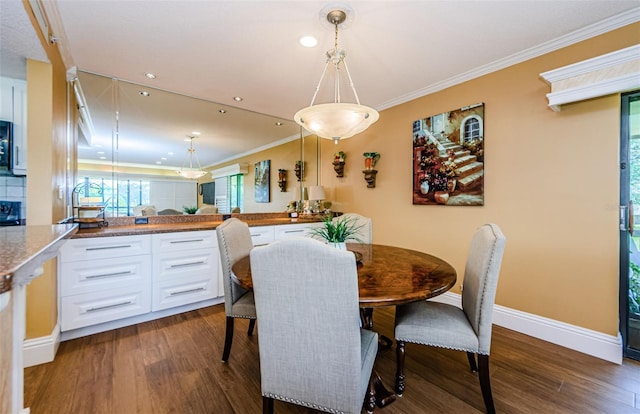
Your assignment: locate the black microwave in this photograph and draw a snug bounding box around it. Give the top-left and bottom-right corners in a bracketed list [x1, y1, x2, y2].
[0, 121, 12, 173]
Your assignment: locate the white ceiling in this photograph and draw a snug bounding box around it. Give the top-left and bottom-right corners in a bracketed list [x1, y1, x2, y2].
[1, 1, 639, 170]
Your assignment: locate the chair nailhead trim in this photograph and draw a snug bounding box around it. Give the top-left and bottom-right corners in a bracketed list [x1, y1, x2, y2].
[264, 393, 347, 414]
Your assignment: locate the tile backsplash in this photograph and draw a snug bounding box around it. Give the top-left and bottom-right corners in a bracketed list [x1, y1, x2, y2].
[0, 175, 26, 221]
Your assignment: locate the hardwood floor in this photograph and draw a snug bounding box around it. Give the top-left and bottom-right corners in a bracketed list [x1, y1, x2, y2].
[24, 304, 640, 413]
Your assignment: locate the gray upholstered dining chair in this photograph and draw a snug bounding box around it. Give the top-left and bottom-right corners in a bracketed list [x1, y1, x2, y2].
[394, 223, 506, 414]
[216, 218, 257, 363]
[333, 212, 373, 243]
[250, 237, 378, 414]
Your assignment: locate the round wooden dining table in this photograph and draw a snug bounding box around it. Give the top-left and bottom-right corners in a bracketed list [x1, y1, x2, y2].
[231, 243, 457, 309]
[231, 242, 457, 409]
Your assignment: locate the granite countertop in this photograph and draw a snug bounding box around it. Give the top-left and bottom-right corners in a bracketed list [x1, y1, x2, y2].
[0, 224, 78, 293]
[71, 213, 324, 238]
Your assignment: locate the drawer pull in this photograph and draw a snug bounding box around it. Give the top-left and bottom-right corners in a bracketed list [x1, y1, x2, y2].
[86, 270, 133, 279]
[169, 261, 206, 268]
[251, 233, 262, 237]
[170, 239, 204, 244]
[85, 245, 132, 251]
[169, 287, 206, 296]
[284, 229, 304, 233]
[86, 300, 133, 313]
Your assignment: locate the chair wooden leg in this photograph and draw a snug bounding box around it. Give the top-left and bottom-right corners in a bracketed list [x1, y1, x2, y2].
[477, 354, 496, 414]
[221, 316, 234, 362]
[364, 373, 376, 414]
[247, 318, 256, 336]
[395, 341, 406, 396]
[467, 351, 478, 372]
[262, 396, 274, 414]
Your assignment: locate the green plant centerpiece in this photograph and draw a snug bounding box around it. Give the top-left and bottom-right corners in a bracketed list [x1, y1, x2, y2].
[183, 206, 198, 214]
[310, 214, 364, 249]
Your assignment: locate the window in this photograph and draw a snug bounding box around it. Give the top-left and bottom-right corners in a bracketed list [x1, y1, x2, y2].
[461, 115, 483, 143]
[214, 174, 244, 213]
[78, 176, 195, 216]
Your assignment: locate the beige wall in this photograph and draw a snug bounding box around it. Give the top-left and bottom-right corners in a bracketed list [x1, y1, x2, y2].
[317, 23, 638, 336]
[213, 23, 638, 337]
[24, 0, 75, 338]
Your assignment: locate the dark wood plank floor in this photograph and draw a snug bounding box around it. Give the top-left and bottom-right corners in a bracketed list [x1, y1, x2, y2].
[24, 304, 640, 413]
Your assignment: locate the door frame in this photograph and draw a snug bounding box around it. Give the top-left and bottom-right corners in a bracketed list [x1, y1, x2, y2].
[620, 90, 640, 361]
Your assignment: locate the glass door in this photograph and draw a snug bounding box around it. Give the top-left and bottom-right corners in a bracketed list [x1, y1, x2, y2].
[621, 90, 640, 361]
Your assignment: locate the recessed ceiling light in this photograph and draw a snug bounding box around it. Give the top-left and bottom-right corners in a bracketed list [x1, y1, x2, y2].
[192, 131, 201, 136]
[99, 156, 106, 160]
[233, 96, 243, 102]
[275, 122, 283, 126]
[139, 91, 150, 97]
[299, 36, 318, 48]
[219, 109, 227, 114]
[97, 151, 105, 155]
[167, 152, 174, 156]
[156, 161, 162, 164]
[145, 73, 156, 79]
[161, 157, 167, 161]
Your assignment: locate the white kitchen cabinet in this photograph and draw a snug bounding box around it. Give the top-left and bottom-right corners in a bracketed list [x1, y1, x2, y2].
[274, 222, 322, 239]
[0, 77, 27, 175]
[151, 230, 218, 311]
[249, 225, 275, 245]
[60, 234, 151, 262]
[59, 235, 152, 331]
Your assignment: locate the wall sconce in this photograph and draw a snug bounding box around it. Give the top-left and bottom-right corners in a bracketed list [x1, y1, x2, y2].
[333, 151, 346, 177]
[294, 160, 304, 181]
[278, 169, 287, 192]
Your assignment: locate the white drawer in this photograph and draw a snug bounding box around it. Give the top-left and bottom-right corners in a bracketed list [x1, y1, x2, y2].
[61, 255, 151, 297]
[275, 223, 321, 239]
[152, 274, 217, 311]
[152, 230, 217, 253]
[61, 284, 151, 331]
[152, 248, 218, 282]
[249, 225, 275, 245]
[60, 235, 151, 262]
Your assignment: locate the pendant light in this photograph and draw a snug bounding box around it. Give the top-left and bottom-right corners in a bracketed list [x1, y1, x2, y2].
[177, 136, 206, 179]
[294, 8, 379, 144]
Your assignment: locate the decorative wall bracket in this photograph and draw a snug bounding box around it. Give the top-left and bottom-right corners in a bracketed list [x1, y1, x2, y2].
[363, 169, 378, 188]
[278, 169, 287, 192]
[294, 161, 304, 181]
[333, 151, 346, 177]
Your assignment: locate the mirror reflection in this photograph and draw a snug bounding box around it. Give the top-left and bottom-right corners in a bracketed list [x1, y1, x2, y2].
[75, 71, 316, 217]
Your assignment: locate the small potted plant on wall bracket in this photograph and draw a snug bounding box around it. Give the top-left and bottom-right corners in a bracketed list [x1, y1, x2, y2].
[362, 152, 380, 188]
[333, 151, 346, 177]
[277, 169, 287, 192]
[294, 160, 304, 181]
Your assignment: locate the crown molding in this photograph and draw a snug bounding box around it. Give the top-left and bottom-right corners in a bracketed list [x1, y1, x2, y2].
[377, 7, 640, 111]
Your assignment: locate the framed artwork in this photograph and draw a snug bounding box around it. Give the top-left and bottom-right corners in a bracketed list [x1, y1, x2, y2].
[255, 159, 270, 203]
[412, 103, 484, 206]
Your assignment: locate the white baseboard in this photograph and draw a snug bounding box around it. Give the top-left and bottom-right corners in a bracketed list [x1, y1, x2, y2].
[431, 292, 623, 364]
[23, 323, 60, 368]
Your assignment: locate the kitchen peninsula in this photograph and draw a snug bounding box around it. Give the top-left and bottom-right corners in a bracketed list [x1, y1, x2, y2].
[1, 223, 78, 414]
[57, 212, 324, 341]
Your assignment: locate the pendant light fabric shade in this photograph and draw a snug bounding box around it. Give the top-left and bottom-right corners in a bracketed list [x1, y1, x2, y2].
[294, 8, 379, 144]
[308, 185, 326, 201]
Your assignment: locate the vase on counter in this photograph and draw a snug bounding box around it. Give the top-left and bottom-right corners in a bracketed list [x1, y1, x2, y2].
[329, 242, 347, 250]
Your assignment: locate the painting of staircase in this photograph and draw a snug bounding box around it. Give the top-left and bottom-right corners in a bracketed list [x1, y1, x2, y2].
[412, 103, 484, 206]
